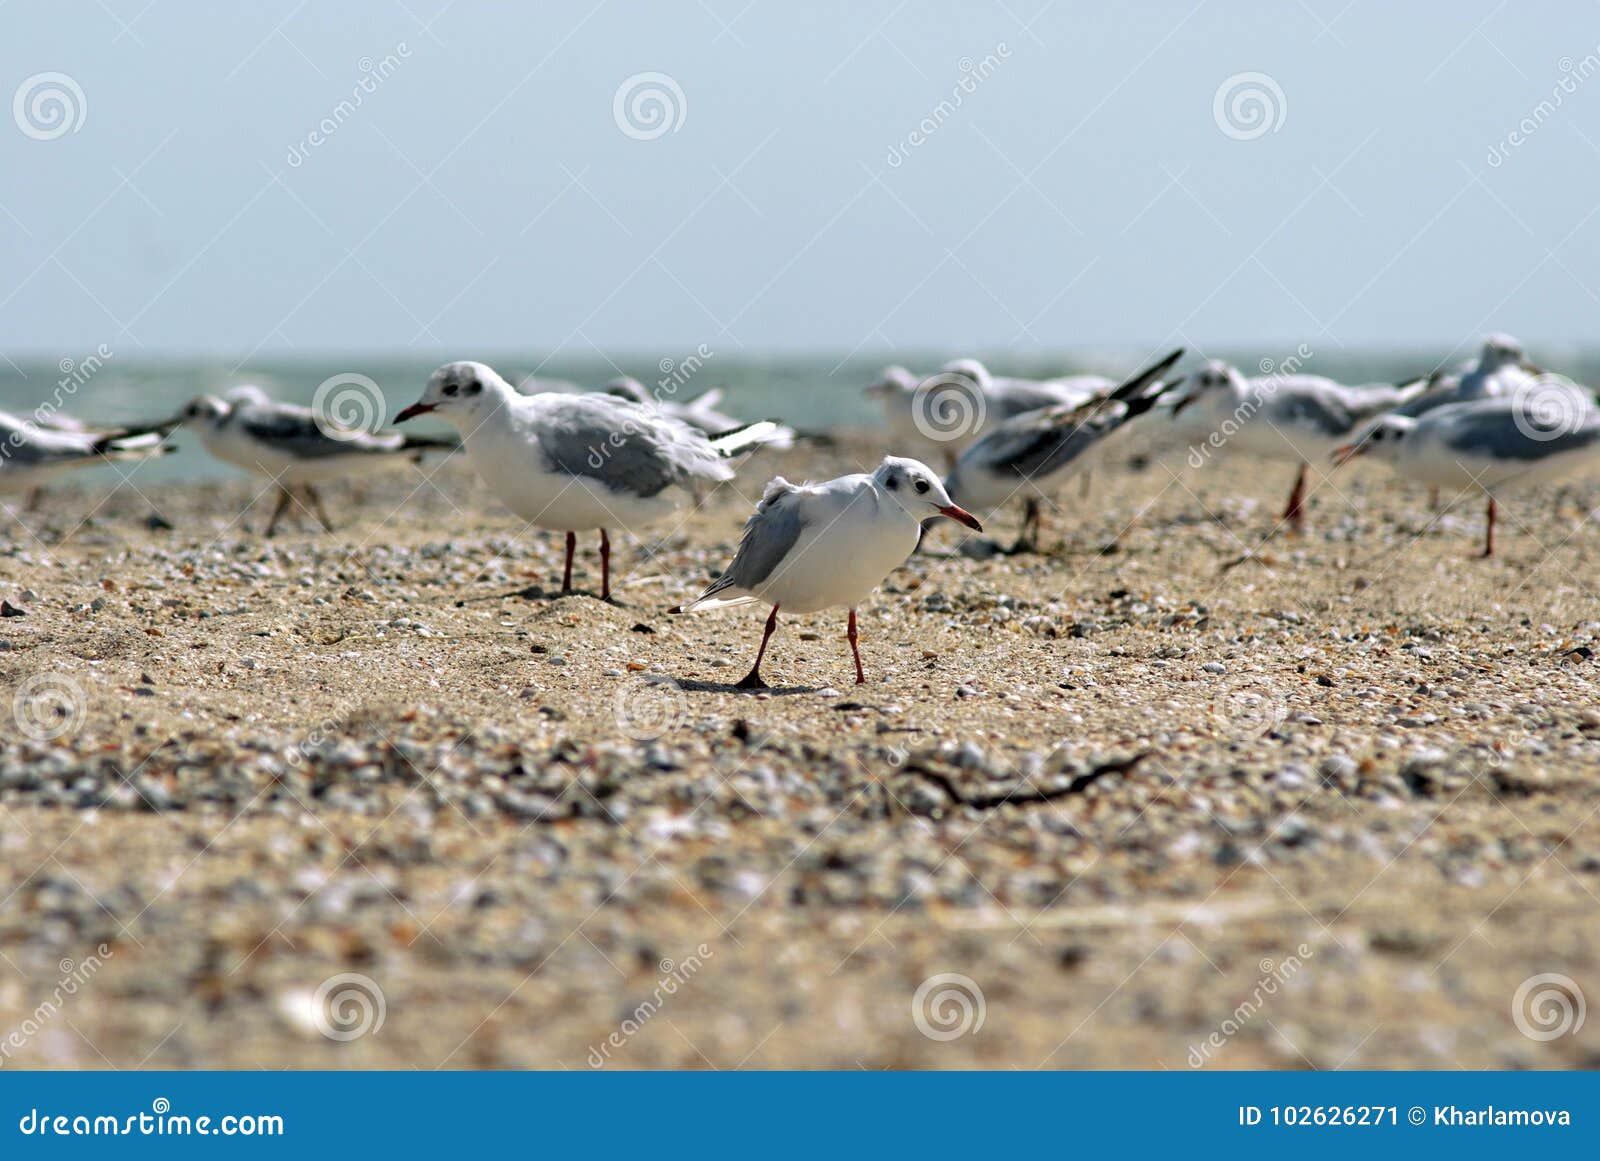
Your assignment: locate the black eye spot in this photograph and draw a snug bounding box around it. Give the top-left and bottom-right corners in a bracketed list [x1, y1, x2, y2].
[443, 383, 458, 397]
[885, 474, 899, 491]
[466, 381, 481, 395]
[914, 479, 930, 495]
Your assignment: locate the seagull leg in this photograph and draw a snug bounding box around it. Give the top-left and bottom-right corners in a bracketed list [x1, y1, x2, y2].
[1481, 497, 1496, 558]
[1429, 486, 1441, 512]
[736, 604, 779, 690]
[1281, 464, 1308, 532]
[24, 487, 43, 513]
[560, 531, 576, 594]
[599, 528, 613, 602]
[264, 487, 294, 538]
[1010, 498, 1040, 554]
[303, 485, 334, 532]
[847, 607, 865, 685]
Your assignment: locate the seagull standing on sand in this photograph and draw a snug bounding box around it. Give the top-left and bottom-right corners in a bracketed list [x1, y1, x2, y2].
[1334, 383, 1600, 557]
[1170, 360, 1425, 531]
[943, 349, 1184, 552]
[172, 389, 458, 536]
[396, 361, 787, 601]
[671, 456, 981, 688]
[1, 411, 174, 514]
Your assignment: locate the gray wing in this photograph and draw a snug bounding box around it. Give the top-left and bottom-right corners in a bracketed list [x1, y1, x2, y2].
[1443, 404, 1600, 462]
[698, 480, 807, 599]
[1261, 380, 1363, 437]
[0, 416, 98, 467]
[537, 395, 727, 498]
[233, 404, 402, 458]
[967, 402, 1121, 479]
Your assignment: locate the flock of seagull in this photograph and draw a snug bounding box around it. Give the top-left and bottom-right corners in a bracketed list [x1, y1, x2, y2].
[2, 333, 1598, 685]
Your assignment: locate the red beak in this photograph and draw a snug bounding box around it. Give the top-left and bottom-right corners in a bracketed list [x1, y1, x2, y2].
[939, 504, 983, 532]
[394, 402, 435, 423]
[1330, 443, 1361, 467]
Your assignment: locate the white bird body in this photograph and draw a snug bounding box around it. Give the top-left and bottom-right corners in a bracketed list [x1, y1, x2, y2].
[676, 456, 981, 686]
[686, 473, 921, 614]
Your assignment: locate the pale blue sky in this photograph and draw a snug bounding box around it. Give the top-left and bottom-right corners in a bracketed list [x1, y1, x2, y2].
[5, 1, 1600, 361]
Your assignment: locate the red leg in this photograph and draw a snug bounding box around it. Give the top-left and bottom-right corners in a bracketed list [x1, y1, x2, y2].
[1482, 497, 1496, 558]
[847, 608, 865, 685]
[561, 530, 576, 593]
[599, 528, 612, 601]
[1282, 463, 1308, 531]
[737, 605, 779, 690]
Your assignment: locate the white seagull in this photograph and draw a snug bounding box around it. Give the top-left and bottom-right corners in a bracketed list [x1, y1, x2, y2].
[1170, 359, 1425, 531]
[943, 349, 1184, 552]
[0, 410, 173, 511]
[172, 389, 458, 536]
[671, 456, 981, 688]
[396, 361, 787, 601]
[1334, 384, 1600, 557]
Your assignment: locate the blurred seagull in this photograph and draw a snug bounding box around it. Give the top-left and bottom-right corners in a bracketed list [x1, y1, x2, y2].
[396, 361, 788, 601]
[866, 360, 1116, 468]
[0, 410, 174, 512]
[1170, 359, 1426, 532]
[1334, 383, 1600, 557]
[671, 456, 981, 688]
[944, 349, 1184, 552]
[172, 389, 458, 536]
[603, 375, 795, 447]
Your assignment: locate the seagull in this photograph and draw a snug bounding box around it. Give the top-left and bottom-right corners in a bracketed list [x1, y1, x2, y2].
[1334, 383, 1600, 557]
[1170, 359, 1426, 532]
[944, 349, 1184, 552]
[171, 389, 458, 536]
[671, 456, 981, 688]
[0, 410, 174, 511]
[603, 376, 795, 447]
[396, 361, 788, 601]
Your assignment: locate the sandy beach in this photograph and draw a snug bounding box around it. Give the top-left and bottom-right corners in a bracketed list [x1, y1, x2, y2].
[2, 435, 1598, 1069]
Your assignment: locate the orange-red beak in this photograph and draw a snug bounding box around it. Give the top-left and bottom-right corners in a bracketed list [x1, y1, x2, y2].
[394, 402, 435, 423]
[1330, 443, 1362, 468]
[940, 504, 983, 531]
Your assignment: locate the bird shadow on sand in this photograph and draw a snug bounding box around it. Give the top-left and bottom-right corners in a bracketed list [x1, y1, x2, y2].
[675, 678, 830, 696]
[455, 585, 627, 606]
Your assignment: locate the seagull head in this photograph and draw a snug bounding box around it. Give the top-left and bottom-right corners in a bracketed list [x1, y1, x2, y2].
[1479, 333, 1525, 369]
[397, 361, 510, 425]
[172, 394, 231, 429]
[864, 365, 917, 398]
[1332, 415, 1414, 467]
[1169, 359, 1242, 415]
[937, 357, 992, 394]
[873, 455, 982, 530]
[602, 376, 652, 404]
